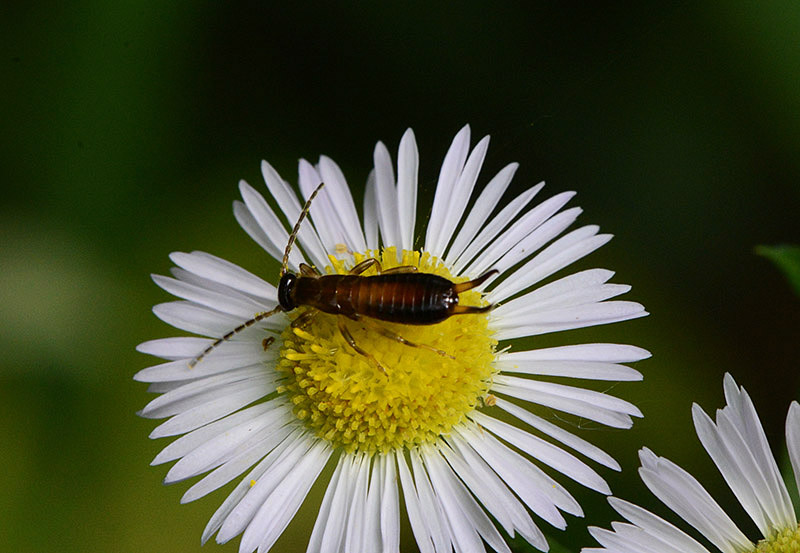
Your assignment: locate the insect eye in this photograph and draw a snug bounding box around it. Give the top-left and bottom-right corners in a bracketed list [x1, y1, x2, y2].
[278, 273, 297, 310]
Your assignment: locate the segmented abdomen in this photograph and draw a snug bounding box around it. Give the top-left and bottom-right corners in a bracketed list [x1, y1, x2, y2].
[310, 273, 457, 324]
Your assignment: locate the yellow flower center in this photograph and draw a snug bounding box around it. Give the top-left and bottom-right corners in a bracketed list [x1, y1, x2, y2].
[755, 523, 800, 553]
[276, 247, 497, 454]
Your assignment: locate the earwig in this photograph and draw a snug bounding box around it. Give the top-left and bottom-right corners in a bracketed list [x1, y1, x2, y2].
[188, 182, 498, 372]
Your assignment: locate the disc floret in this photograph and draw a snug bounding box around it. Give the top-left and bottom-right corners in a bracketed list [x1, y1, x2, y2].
[755, 524, 800, 553]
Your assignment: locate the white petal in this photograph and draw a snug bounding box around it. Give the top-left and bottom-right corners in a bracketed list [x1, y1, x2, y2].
[440, 439, 513, 534]
[442, 434, 546, 548]
[380, 453, 400, 553]
[396, 128, 419, 252]
[425, 445, 510, 553]
[153, 300, 284, 337]
[492, 298, 643, 330]
[584, 524, 649, 553]
[456, 424, 576, 527]
[435, 135, 490, 261]
[421, 448, 483, 553]
[604, 497, 712, 553]
[139, 365, 269, 419]
[135, 345, 279, 382]
[409, 450, 453, 553]
[586, 522, 695, 553]
[444, 163, 518, 266]
[239, 180, 305, 271]
[233, 201, 285, 266]
[492, 374, 641, 428]
[137, 336, 266, 364]
[491, 301, 648, 341]
[471, 411, 610, 494]
[216, 432, 313, 544]
[165, 400, 290, 483]
[152, 402, 280, 465]
[396, 451, 436, 553]
[425, 125, 471, 257]
[319, 155, 367, 252]
[363, 455, 384, 553]
[495, 397, 620, 470]
[465, 194, 579, 277]
[725, 376, 796, 530]
[152, 274, 268, 319]
[452, 183, 544, 274]
[344, 455, 370, 553]
[373, 141, 402, 254]
[498, 343, 651, 363]
[137, 336, 211, 360]
[169, 251, 277, 301]
[298, 159, 340, 255]
[491, 205, 583, 276]
[169, 266, 270, 305]
[693, 390, 796, 536]
[152, 301, 241, 337]
[363, 172, 379, 251]
[260, 160, 329, 269]
[149, 377, 274, 438]
[787, 402, 800, 507]
[306, 457, 346, 553]
[496, 357, 642, 381]
[449, 446, 547, 551]
[491, 269, 617, 319]
[181, 423, 295, 503]
[305, 160, 357, 256]
[202, 429, 300, 544]
[313, 453, 355, 553]
[638, 447, 752, 553]
[486, 228, 611, 303]
[241, 440, 330, 553]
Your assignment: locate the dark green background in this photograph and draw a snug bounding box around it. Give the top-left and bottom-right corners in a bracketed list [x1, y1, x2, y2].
[2, 3, 799, 552]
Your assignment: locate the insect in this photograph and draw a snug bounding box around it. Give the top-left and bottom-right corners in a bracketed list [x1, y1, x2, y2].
[188, 182, 498, 373]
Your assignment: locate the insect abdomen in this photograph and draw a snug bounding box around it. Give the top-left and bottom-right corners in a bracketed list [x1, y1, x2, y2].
[302, 273, 458, 324]
[351, 273, 457, 324]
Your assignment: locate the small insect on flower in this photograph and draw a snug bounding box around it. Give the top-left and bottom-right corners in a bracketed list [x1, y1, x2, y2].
[188, 182, 498, 375]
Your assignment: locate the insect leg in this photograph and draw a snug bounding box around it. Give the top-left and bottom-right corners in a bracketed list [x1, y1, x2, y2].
[353, 314, 455, 360]
[337, 317, 388, 375]
[452, 269, 499, 293]
[188, 305, 283, 368]
[350, 258, 417, 275]
[349, 258, 382, 275]
[299, 263, 321, 277]
[380, 265, 418, 274]
[290, 309, 317, 329]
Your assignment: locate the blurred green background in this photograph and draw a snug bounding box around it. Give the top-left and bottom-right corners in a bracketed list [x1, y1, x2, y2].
[2, 3, 799, 552]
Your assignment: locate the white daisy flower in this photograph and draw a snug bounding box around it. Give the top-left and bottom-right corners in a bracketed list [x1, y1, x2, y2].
[136, 126, 649, 553]
[584, 373, 800, 553]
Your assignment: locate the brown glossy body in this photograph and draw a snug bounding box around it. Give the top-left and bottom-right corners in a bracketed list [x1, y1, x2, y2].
[284, 273, 460, 324]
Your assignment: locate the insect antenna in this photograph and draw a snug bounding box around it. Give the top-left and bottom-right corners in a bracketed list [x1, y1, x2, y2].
[188, 305, 283, 368]
[188, 182, 324, 368]
[281, 182, 325, 276]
